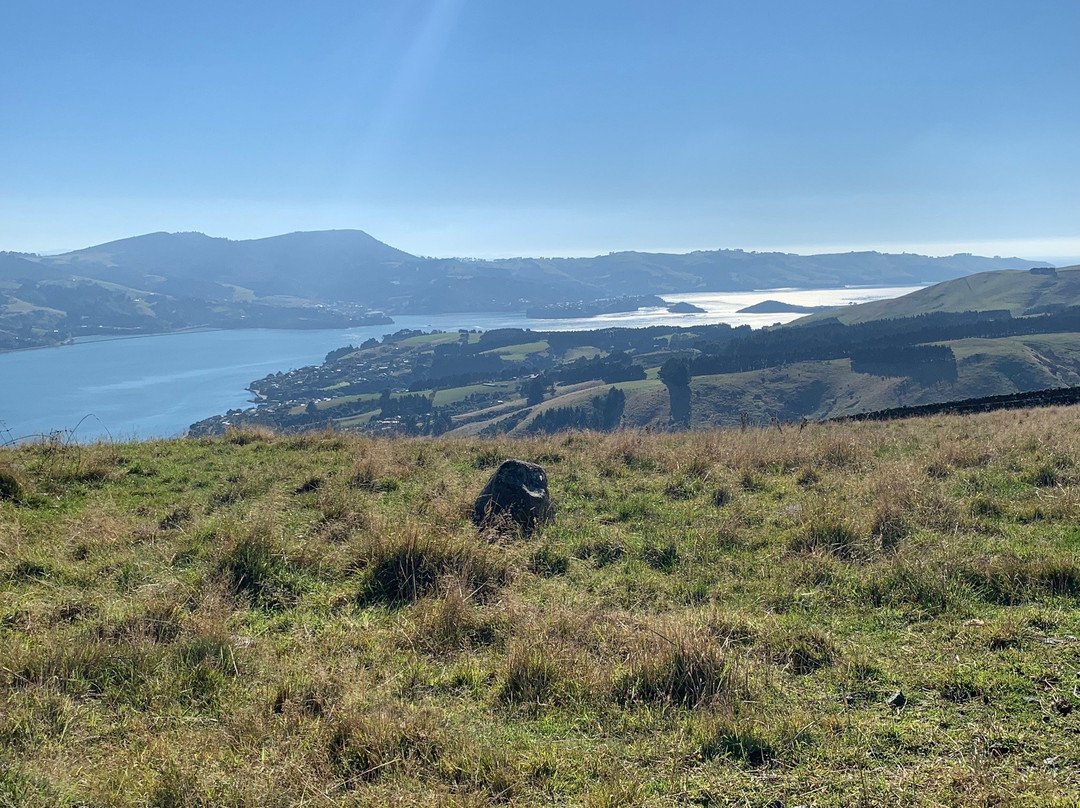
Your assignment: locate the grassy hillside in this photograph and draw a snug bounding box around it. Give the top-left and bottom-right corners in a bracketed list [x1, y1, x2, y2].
[678, 333, 1080, 428]
[2, 413, 1080, 806]
[798, 266, 1080, 326]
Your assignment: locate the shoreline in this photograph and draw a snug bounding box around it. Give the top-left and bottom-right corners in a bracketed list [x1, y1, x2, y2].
[0, 284, 922, 442]
[0, 284, 924, 356]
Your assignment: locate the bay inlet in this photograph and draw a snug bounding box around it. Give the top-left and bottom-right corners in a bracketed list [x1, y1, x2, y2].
[0, 286, 920, 442]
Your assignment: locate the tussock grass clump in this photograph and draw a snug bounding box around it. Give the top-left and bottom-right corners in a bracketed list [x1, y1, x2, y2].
[2, 634, 157, 705]
[92, 597, 184, 643]
[217, 526, 305, 609]
[496, 643, 566, 708]
[5, 558, 53, 583]
[789, 511, 865, 560]
[763, 625, 836, 674]
[664, 475, 702, 501]
[613, 629, 742, 707]
[869, 501, 912, 551]
[937, 668, 989, 704]
[0, 764, 60, 808]
[703, 612, 758, 646]
[171, 632, 237, 710]
[858, 552, 961, 614]
[964, 551, 1080, 604]
[693, 707, 811, 767]
[37, 444, 125, 488]
[1028, 463, 1061, 488]
[209, 469, 266, 506]
[0, 466, 28, 503]
[271, 673, 340, 718]
[354, 526, 513, 606]
[698, 721, 776, 766]
[157, 504, 192, 531]
[327, 705, 444, 784]
[407, 587, 507, 652]
[527, 543, 569, 577]
[739, 470, 765, 492]
[639, 540, 679, 572]
[572, 534, 625, 567]
[711, 485, 733, 507]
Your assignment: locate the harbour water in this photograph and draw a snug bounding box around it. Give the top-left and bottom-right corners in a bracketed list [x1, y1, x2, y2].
[0, 285, 921, 442]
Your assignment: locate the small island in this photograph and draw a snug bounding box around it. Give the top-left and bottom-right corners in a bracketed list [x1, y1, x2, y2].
[737, 299, 836, 314]
[666, 301, 706, 313]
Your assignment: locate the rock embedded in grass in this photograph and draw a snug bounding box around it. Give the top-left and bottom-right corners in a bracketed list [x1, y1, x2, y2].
[471, 459, 554, 536]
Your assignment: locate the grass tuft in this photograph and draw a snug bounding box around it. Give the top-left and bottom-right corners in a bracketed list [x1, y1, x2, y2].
[217, 527, 303, 609]
[496, 644, 565, 708]
[354, 527, 513, 607]
[328, 706, 443, 784]
[765, 625, 836, 674]
[614, 629, 740, 707]
[0, 467, 28, 503]
[789, 511, 865, 559]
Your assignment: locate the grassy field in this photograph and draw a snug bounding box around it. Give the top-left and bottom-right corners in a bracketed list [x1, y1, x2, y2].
[2, 409, 1080, 806]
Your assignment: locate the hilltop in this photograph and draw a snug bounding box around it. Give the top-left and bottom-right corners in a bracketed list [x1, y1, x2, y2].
[2, 411, 1079, 806]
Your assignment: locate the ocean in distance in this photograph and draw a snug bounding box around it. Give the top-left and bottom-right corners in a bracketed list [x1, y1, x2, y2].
[0, 286, 920, 443]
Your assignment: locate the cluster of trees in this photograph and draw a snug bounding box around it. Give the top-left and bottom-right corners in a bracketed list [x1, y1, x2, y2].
[527, 387, 627, 434]
[372, 390, 452, 435]
[686, 309, 1036, 378]
[378, 390, 432, 418]
[849, 344, 958, 383]
[550, 351, 647, 385]
[659, 358, 692, 426]
[324, 345, 358, 363]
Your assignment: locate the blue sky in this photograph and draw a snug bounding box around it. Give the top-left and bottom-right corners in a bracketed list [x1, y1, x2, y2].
[2, 0, 1078, 261]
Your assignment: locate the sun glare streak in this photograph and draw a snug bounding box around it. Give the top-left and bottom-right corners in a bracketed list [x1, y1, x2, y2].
[352, 0, 467, 179]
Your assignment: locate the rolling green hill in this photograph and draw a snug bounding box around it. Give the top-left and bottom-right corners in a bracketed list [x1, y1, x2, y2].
[798, 265, 1080, 326]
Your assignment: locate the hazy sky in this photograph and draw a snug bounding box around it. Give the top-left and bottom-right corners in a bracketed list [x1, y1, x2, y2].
[2, 1, 1078, 261]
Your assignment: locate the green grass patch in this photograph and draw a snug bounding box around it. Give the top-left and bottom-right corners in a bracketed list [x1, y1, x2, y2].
[2, 411, 1080, 804]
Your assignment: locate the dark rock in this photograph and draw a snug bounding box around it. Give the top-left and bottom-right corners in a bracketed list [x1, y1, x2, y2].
[886, 689, 906, 708]
[471, 459, 553, 535]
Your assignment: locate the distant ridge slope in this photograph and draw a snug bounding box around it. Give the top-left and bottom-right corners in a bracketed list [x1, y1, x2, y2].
[794, 265, 1080, 326]
[43, 230, 417, 301]
[7, 230, 1051, 314]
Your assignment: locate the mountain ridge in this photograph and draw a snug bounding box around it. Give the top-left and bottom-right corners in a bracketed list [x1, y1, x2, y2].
[1, 229, 1054, 350]
[13, 229, 1051, 312]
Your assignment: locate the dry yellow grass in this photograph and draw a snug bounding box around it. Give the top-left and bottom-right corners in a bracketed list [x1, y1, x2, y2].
[1, 408, 1079, 805]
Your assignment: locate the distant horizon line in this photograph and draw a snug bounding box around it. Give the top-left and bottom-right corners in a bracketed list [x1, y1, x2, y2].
[20, 228, 1080, 266]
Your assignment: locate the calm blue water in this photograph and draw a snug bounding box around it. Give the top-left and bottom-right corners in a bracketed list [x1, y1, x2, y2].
[0, 286, 920, 442]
